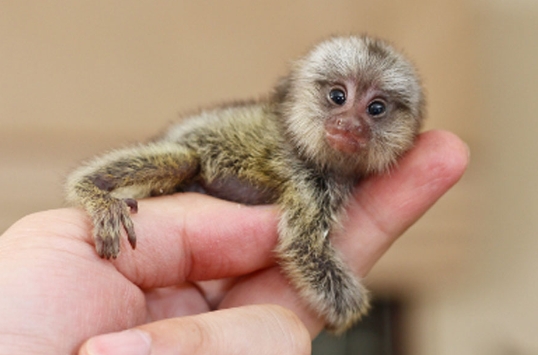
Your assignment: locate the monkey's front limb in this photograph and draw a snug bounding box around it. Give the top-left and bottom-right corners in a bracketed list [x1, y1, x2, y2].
[276, 183, 370, 333]
[66, 142, 199, 258]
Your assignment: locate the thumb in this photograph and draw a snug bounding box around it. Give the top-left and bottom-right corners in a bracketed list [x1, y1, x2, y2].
[78, 305, 311, 355]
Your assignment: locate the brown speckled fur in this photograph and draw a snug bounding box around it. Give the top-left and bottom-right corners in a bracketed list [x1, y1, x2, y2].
[66, 35, 424, 333]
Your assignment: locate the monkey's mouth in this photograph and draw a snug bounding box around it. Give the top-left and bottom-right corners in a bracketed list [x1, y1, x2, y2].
[325, 130, 368, 154]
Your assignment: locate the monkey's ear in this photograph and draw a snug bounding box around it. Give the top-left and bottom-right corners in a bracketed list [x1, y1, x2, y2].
[271, 76, 292, 104]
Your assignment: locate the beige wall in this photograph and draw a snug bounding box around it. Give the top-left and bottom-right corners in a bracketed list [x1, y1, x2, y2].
[408, 3, 538, 354]
[0, 1, 536, 353]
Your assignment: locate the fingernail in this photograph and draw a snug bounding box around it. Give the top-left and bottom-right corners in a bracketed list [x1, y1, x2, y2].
[85, 329, 152, 355]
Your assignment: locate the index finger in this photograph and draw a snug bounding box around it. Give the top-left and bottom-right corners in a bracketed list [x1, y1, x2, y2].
[219, 130, 469, 335]
[336, 129, 470, 276]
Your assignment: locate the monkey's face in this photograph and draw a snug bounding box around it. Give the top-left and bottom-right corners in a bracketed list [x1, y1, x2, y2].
[282, 36, 425, 176]
[323, 82, 388, 155]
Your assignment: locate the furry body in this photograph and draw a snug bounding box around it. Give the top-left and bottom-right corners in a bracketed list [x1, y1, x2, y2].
[66, 36, 424, 332]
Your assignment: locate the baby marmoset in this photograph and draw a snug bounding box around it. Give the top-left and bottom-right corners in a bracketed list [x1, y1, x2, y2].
[66, 35, 425, 333]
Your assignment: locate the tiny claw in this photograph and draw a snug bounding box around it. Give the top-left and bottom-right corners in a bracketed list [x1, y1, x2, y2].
[95, 233, 120, 259]
[122, 214, 137, 250]
[124, 198, 138, 213]
[127, 233, 136, 250]
[121, 199, 138, 249]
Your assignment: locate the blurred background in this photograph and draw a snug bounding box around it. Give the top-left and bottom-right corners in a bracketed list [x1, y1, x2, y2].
[1, 1, 537, 354]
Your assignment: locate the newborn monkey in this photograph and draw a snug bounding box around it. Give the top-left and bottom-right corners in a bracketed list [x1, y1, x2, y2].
[66, 35, 425, 333]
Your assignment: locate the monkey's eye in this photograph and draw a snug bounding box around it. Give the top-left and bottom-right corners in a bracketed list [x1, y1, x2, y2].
[328, 88, 347, 106]
[367, 100, 387, 117]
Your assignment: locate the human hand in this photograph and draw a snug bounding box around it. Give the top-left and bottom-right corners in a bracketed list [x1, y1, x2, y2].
[0, 130, 468, 355]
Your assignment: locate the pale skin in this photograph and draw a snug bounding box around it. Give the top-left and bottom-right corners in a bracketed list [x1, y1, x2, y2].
[0, 130, 468, 355]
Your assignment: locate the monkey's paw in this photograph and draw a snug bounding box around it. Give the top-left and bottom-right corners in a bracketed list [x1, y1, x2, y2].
[90, 197, 138, 259]
[321, 275, 371, 334]
[296, 263, 370, 334]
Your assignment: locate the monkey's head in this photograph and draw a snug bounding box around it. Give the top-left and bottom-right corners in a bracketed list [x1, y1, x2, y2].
[276, 35, 425, 177]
